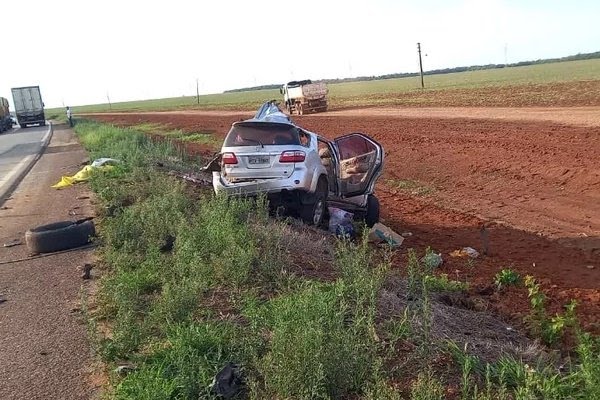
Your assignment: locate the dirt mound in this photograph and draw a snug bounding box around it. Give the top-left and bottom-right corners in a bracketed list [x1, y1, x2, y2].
[379, 278, 537, 364]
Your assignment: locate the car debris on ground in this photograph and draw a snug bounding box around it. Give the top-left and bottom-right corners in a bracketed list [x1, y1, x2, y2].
[209, 362, 244, 399]
[167, 170, 212, 186]
[367, 223, 405, 248]
[3, 239, 22, 248]
[450, 247, 480, 258]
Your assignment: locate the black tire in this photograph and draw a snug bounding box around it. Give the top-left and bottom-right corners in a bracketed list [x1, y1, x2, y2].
[25, 219, 95, 254]
[19, 123, 27, 129]
[40, 121, 46, 126]
[299, 179, 328, 226]
[365, 195, 380, 228]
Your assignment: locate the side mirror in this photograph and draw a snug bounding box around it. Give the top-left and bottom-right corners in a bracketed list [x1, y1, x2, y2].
[279, 87, 284, 95]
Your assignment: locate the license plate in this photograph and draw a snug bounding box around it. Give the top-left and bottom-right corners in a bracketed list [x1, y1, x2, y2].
[248, 156, 270, 165]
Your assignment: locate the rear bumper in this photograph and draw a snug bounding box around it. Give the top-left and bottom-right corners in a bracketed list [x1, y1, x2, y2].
[212, 169, 312, 196]
[17, 112, 45, 124]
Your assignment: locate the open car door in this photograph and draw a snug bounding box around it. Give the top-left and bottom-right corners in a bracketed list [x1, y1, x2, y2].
[333, 133, 384, 198]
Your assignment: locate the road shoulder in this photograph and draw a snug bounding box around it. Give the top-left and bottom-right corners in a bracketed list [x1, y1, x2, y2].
[0, 123, 99, 399]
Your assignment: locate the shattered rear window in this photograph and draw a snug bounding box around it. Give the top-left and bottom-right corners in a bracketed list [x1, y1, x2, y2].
[224, 123, 300, 147]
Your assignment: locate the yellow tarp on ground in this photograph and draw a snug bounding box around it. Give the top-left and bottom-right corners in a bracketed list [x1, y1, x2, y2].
[52, 165, 113, 189]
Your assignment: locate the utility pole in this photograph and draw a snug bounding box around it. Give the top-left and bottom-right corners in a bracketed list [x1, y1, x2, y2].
[417, 42, 424, 89]
[107, 92, 112, 110]
[196, 78, 200, 105]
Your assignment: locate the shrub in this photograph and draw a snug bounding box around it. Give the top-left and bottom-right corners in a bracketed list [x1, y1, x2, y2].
[494, 268, 521, 289]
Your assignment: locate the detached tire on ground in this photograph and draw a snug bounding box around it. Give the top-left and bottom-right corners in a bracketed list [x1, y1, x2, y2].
[25, 220, 95, 254]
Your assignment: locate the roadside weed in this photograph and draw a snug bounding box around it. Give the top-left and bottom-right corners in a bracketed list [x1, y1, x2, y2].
[494, 268, 521, 289]
[74, 120, 600, 399]
[424, 273, 469, 292]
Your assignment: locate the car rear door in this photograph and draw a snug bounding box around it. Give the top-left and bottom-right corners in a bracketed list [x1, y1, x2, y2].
[332, 133, 384, 197]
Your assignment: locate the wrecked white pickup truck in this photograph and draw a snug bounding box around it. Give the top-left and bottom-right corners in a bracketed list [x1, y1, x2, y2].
[206, 101, 384, 227]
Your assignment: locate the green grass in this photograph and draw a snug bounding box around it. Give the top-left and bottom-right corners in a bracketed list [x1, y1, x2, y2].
[128, 123, 221, 147]
[387, 179, 436, 197]
[76, 120, 600, 399]
[47, 59, 600, 115]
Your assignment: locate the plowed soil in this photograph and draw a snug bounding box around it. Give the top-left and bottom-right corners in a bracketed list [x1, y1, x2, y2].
[86, 108, 600, 332]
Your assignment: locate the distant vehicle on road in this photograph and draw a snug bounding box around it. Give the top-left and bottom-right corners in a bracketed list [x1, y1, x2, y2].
[11, 86, 46, 128]
[281, 80, 328, 115]
[0, 97, 13, 133]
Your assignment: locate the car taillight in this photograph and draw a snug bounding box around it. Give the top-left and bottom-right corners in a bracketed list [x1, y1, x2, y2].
[222, 152, 238, 165]
[279, 150, 305, 163]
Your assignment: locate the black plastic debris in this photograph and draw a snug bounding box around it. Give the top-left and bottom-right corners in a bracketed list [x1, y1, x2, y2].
[210, 362, 244, 399]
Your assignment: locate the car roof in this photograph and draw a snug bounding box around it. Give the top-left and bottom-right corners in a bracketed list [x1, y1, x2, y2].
[234, 101, 295, 128]
[231, 101, 323, 140]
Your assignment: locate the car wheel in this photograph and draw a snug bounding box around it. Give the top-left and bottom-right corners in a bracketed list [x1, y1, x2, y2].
[300, 180, 327, 226]
[300, 193, 325, 226]
[365, 195, 380, 228]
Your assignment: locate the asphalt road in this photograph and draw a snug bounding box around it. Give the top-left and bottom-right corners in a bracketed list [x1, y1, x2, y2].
[0, 125, 97, 399]
[0, 124, 52, 203]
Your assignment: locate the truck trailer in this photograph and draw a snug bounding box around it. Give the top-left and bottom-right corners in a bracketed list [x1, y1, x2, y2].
[0, 97, 13, 133]
[281, 80, 328, 115]
[11, 86, 45, 128]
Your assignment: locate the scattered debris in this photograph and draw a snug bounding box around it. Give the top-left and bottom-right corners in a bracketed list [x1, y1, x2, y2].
[450, 247, 480, 259]
[401, 231, 413, 237]
[210, 362, 244, 399]
[160, 235, 176, 252]
[587, 265, 595, 270]
[80, 263, 93, 280]
[201, 153, 222, 172]
[335, 223, 356, 239]
[115, 363, 137, 375]
[91, 158, 120, 168]
[0, 206, 11, 210]
[328, 207, 354, 234]
[0, 297, 6, 304]
[68, 210, 78, 216]
[368, 223, 404, 248]
[181, 173, 211, 186]
[3, 239, 22, 248]
[76, 195, 90, 200]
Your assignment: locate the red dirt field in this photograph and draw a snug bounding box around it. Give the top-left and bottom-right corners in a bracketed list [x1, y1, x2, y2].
[86, 109, 600, 333]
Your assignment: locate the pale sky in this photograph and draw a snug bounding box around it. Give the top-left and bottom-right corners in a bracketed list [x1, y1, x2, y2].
[2, 0, 599, 108]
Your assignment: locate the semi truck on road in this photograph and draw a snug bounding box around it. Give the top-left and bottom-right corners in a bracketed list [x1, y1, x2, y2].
[11, 86, 45, 128]
[0, 97, 13, 133]
[281, 80, 328, 115]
